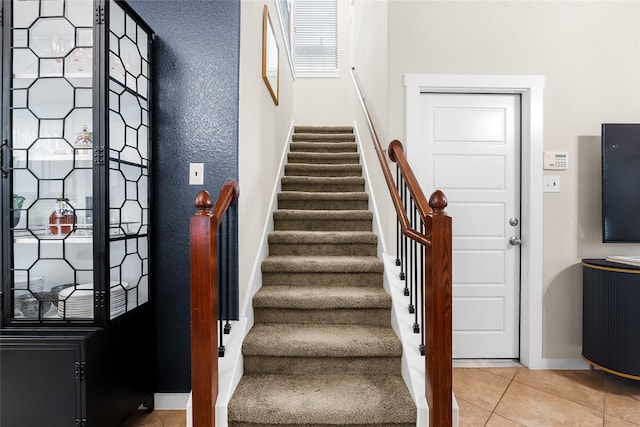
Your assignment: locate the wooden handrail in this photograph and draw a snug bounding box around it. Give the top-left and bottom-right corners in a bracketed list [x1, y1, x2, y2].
[351, 67, 452, 426]
[190, 179, 239, 427]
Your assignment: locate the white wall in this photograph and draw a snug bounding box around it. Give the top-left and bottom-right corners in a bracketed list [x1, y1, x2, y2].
[238, 0, 295, 308]
[351, 0, 396, 251]
[292, 0, 354, 126]
[352, 0, 640, 360]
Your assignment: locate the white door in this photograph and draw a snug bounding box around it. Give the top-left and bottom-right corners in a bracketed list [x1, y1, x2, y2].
[418, 93, 521, 359]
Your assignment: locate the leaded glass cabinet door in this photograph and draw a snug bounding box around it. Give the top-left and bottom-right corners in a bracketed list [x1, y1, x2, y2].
[1, 0, 152, 326]
[104, 0, 151, 320]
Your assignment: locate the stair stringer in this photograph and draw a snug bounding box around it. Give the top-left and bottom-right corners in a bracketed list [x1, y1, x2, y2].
[352, 122, 459, 427]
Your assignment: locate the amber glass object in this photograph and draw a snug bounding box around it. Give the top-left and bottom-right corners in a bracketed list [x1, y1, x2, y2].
[49, 198, 75, 235]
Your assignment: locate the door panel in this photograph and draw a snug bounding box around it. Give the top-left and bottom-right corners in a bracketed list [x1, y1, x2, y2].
[419, 93, 521, 359]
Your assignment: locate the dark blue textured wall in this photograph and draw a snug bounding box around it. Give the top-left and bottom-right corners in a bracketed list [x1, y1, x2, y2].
[128, 0, 240, 392]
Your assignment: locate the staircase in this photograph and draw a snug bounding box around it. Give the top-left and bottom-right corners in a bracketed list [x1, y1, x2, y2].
[228, 126, 416, 426]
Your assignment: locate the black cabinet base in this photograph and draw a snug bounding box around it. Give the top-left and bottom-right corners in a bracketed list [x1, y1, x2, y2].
[582, 259, 640, 380]
[0, 305, 154, 427]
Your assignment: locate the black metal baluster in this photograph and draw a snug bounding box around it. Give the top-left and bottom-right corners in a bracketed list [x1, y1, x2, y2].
[408, 196, 415, 315]
[395, 164, 402, 267]
[217, 230, 225, 357]
[224, 211, 231, 335]
[419, 220, 426, 355]
[401, 178, 408, 292]
[413, 202, 420, 333]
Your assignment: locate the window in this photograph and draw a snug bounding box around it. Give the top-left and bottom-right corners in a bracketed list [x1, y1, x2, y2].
[292, 0, 338, 76]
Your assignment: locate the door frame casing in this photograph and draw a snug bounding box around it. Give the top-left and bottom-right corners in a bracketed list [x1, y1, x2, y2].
[403, 74, 545, 369]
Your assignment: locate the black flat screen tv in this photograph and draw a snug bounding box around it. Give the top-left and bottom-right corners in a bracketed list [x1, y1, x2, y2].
[602, 123, 640, 242]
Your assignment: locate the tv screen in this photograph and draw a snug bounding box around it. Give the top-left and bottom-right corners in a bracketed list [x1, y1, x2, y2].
[602, 123, 640, 242]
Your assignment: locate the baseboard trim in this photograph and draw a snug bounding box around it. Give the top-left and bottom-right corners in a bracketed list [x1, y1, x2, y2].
[153, 393, 190, 410]
[536, 358, 591, 370]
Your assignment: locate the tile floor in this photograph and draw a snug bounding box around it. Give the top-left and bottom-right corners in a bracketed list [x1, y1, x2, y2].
[120, 367, 640, 426]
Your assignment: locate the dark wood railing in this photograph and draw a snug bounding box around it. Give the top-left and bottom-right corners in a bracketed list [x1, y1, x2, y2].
[351, 68, 453, 426]
[190, 179, 240, 427]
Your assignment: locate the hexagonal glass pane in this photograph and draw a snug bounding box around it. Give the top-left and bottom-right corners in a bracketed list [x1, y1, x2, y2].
[110, 169, 126, 209]
[30, 259, 75, 290]
[12, 110, 38, 150]
[29, 141, 74, 175]
[29, 19, 75, 59]
[120, 254, 142, 284]
[120, 37, 142, 78]
[109, 111, 126, 152]
[121, 145, 142, 165]
[13, 1, 39, 28]
[120, 92, 142, 128]
[66, 0, 94, 27]
[121, 200, 143, 233]
[121, 162, 142, 182]
[29, 78, 75, 119]
[13, 48, 38, 77]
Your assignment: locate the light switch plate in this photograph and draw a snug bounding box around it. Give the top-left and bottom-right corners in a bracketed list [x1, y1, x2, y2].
[189, 163, 204, 185]
[543, 175, 560, 193]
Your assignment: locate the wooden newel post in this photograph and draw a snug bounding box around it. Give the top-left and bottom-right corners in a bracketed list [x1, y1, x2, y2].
[425, 189, 453, 427]
[191, 190, 218, 427]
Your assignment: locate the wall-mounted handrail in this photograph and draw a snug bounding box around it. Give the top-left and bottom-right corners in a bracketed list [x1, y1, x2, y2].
[190, 179, 240, 427]
[350, 67, 453, 427]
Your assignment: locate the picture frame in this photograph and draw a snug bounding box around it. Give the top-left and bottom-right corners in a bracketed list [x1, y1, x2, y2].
[262, 5, 279, 106]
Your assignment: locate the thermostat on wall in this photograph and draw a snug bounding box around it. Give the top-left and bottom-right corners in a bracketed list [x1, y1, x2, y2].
[543, 151, 569, 170]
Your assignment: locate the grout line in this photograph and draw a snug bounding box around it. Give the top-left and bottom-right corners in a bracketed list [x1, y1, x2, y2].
[483, 370, 519, 426]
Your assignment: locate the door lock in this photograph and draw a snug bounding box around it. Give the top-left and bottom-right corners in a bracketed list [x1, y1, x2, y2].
[509, 236, 522, 246]
[509, 217, 519, 226]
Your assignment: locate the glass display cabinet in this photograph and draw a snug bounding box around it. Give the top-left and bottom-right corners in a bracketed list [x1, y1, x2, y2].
[0, 1, 155, 425]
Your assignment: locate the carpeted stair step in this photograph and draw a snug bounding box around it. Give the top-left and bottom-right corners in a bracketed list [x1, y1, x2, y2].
[228, 373, 416, 427]
[228, 124, 417, 427]
[278, 191, 369, 211]
[288, 152, 360, 165]
[290, 141, 357, 153]
[285, 163, 362, 177]
[294, 125, 354, 134]
[252, 286, 391, 325]
[273, 210, 373, 231]
[281, 176, 365, 192]
[268, 231, 377, 256]
[261, 255, 383, 287]
[292, 133, 356, 142]
[242, 323, 400, 375]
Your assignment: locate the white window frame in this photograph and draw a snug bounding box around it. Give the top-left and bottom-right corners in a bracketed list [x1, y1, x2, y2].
[292, 0, 338, 77]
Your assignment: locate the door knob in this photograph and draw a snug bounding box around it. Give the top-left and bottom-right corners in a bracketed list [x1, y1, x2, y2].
[509, 236, 522, 246]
